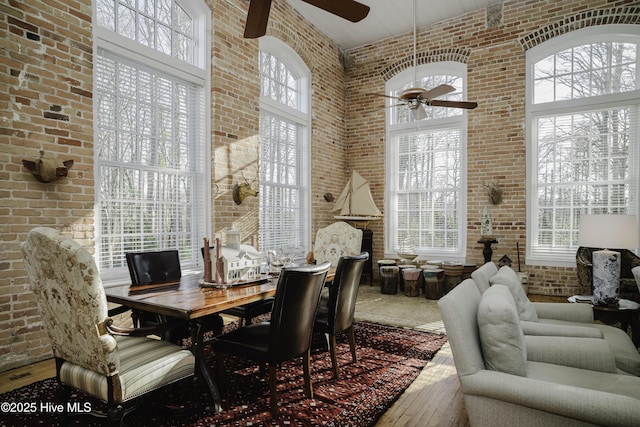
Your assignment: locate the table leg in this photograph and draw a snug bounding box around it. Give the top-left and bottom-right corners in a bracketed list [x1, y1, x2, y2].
[189, 319, 222, 413]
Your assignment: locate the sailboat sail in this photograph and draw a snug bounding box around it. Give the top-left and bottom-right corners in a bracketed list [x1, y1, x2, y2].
[332, 170, 383, 219]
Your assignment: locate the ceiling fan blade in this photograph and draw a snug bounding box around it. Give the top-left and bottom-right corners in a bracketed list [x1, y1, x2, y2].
[301, 0, 370, 22]
[369, 92, 402, 101]
[429, 99, 479, 109]
[421, 84, 456, 100]
[244, 0, 272, 38]
[412, 105, 428, 120]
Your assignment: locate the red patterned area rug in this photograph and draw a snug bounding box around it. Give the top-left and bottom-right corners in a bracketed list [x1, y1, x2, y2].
[1, 321, 447, 427]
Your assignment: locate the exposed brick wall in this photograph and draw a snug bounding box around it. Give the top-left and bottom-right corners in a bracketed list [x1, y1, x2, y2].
[1, 0, 95, 371]
[344, 0, 639, 294]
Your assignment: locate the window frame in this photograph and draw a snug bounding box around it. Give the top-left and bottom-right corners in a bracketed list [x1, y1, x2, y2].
[93, 0, 211, 284]
[525, 24, 640, 267]
[385, 62, 469, 263]
[258, 37, 311, 253]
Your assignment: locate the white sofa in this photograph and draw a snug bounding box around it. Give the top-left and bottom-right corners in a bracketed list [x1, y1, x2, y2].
[439, 279, 640, 426]
[472, 262, 640, 376]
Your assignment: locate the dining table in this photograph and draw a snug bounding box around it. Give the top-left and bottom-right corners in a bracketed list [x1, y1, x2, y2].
[104, 267, 335, 412]
[105, 274, 278, 412]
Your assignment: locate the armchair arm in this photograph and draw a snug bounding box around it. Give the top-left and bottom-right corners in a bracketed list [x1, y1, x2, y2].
[521, 321, 603, 338]
[524, 335, 617, 373]
[462, 370, 640, 426]
[98, 318, 181, 337]
[532, 302, 594, 323]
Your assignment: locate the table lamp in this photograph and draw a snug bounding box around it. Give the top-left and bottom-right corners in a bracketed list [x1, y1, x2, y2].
[578, 214, 639, 306]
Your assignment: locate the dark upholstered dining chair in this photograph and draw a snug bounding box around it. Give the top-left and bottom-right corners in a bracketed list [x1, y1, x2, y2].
[125, 250, 223, 342]
[21, 227, 196, 423]
[314, 252, 368, 379]
[201, 246, 274, 327]
[212, 261, 331, 417]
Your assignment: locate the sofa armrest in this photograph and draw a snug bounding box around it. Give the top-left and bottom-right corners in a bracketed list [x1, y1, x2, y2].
[461, 370, 640, 426]
[521, 321, 603, 338]
[532, 302, 594, 323]
[524, 335, 617, 373]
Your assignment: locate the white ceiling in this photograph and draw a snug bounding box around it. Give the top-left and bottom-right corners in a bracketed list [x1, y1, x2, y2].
[285, 0, 501, 50]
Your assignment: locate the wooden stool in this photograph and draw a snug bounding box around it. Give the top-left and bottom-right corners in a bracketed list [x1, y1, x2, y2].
[402, 268, 422, 297]
[380, 265, 399, 295]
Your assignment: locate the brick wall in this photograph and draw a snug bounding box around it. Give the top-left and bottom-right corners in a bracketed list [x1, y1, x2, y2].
[344, 0, 640, 295]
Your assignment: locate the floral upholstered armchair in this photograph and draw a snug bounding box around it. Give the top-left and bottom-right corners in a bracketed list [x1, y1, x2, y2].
[21, 227, 195, 422]
[309, 221, 363, 268]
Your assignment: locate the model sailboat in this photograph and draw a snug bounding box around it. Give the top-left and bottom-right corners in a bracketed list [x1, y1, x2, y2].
[332, 170, 383, 223]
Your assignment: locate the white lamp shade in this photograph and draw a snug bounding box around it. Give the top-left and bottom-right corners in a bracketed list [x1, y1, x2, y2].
[578, 215, 639, 249]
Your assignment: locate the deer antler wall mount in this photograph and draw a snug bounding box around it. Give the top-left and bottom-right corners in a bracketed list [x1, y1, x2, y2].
[232, 171, 258, 205]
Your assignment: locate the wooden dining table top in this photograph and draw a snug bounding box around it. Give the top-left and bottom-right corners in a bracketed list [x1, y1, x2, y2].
[105, 268, 335, 321]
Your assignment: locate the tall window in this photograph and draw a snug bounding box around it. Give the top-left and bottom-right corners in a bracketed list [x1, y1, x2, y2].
[258, 37, 311, 252]
[94, 0, 210, 281]
[526, 26, 640, 266]
[386, 63, 469, 262]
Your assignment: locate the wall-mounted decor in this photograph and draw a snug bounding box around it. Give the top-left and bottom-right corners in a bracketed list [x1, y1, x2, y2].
[22, 150, 73, 183]
[232, 173, 258, 205]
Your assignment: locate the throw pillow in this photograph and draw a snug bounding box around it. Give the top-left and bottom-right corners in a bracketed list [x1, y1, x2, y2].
[470, 262, 498, 294]
[477, 284, 527, 376]
[490, 266, 539, 322]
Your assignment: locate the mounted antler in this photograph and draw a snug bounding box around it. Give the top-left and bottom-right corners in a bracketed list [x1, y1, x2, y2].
[232, 171, 258, 205]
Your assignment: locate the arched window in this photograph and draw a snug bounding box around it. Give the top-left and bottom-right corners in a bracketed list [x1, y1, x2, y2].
[526, 25, 640, 266]
[385, 62, 469, 262]
[94, 0, 210, 281]
[258, 37, 311, 253]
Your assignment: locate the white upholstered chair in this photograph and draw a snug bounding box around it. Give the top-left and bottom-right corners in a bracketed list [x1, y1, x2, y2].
[309, 221, 363, 267]
[21, 227, 195, 422]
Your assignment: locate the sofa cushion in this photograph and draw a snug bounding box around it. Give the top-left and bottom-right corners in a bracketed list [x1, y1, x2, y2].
[471, 262, 498, 294]
[477, 284, 527, 376]
[490, 266, 539, 322]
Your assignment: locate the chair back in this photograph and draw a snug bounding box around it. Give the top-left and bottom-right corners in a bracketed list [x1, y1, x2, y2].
[126, 250, 181, 286]
[313, 222, 363, 267]
[437, 279, 485, 377]
[21, 227, 118, 377]
[329, 252, 369, 332]
[269, 262, 331, 362]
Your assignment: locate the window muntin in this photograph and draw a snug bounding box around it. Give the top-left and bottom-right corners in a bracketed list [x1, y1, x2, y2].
[526, 27, 640, 266]
[94, 0, 208, 280]
[533, 42, 637, 104]
[386, 63, 468, 261]
[258, 40, 310, 254]
[96, 0, 195, 64]
[260, 51, 299, 109]
[396, 129, 461, 251]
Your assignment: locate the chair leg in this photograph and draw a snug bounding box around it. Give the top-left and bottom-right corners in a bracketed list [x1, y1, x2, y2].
[347, 325, 357, 363]
[268, 364, 279, 418]
[328, 333, 340, 379]
[215, 351, 227, 396]
[302, 349, 313, 399]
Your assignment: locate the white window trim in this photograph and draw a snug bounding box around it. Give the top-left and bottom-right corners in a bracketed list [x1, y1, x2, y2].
[93, 0, 212, 284]
[385, 62, 469, 263]
[525, 24, 640, 267]
[258, 37, 312, 252]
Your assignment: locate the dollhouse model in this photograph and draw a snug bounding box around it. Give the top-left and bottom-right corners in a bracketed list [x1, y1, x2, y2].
[212, 230, 262, 284]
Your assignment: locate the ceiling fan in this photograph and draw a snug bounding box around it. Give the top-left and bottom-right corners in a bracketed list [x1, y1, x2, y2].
[244, 0, 370, 39]
[370, 0, 478, 119]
